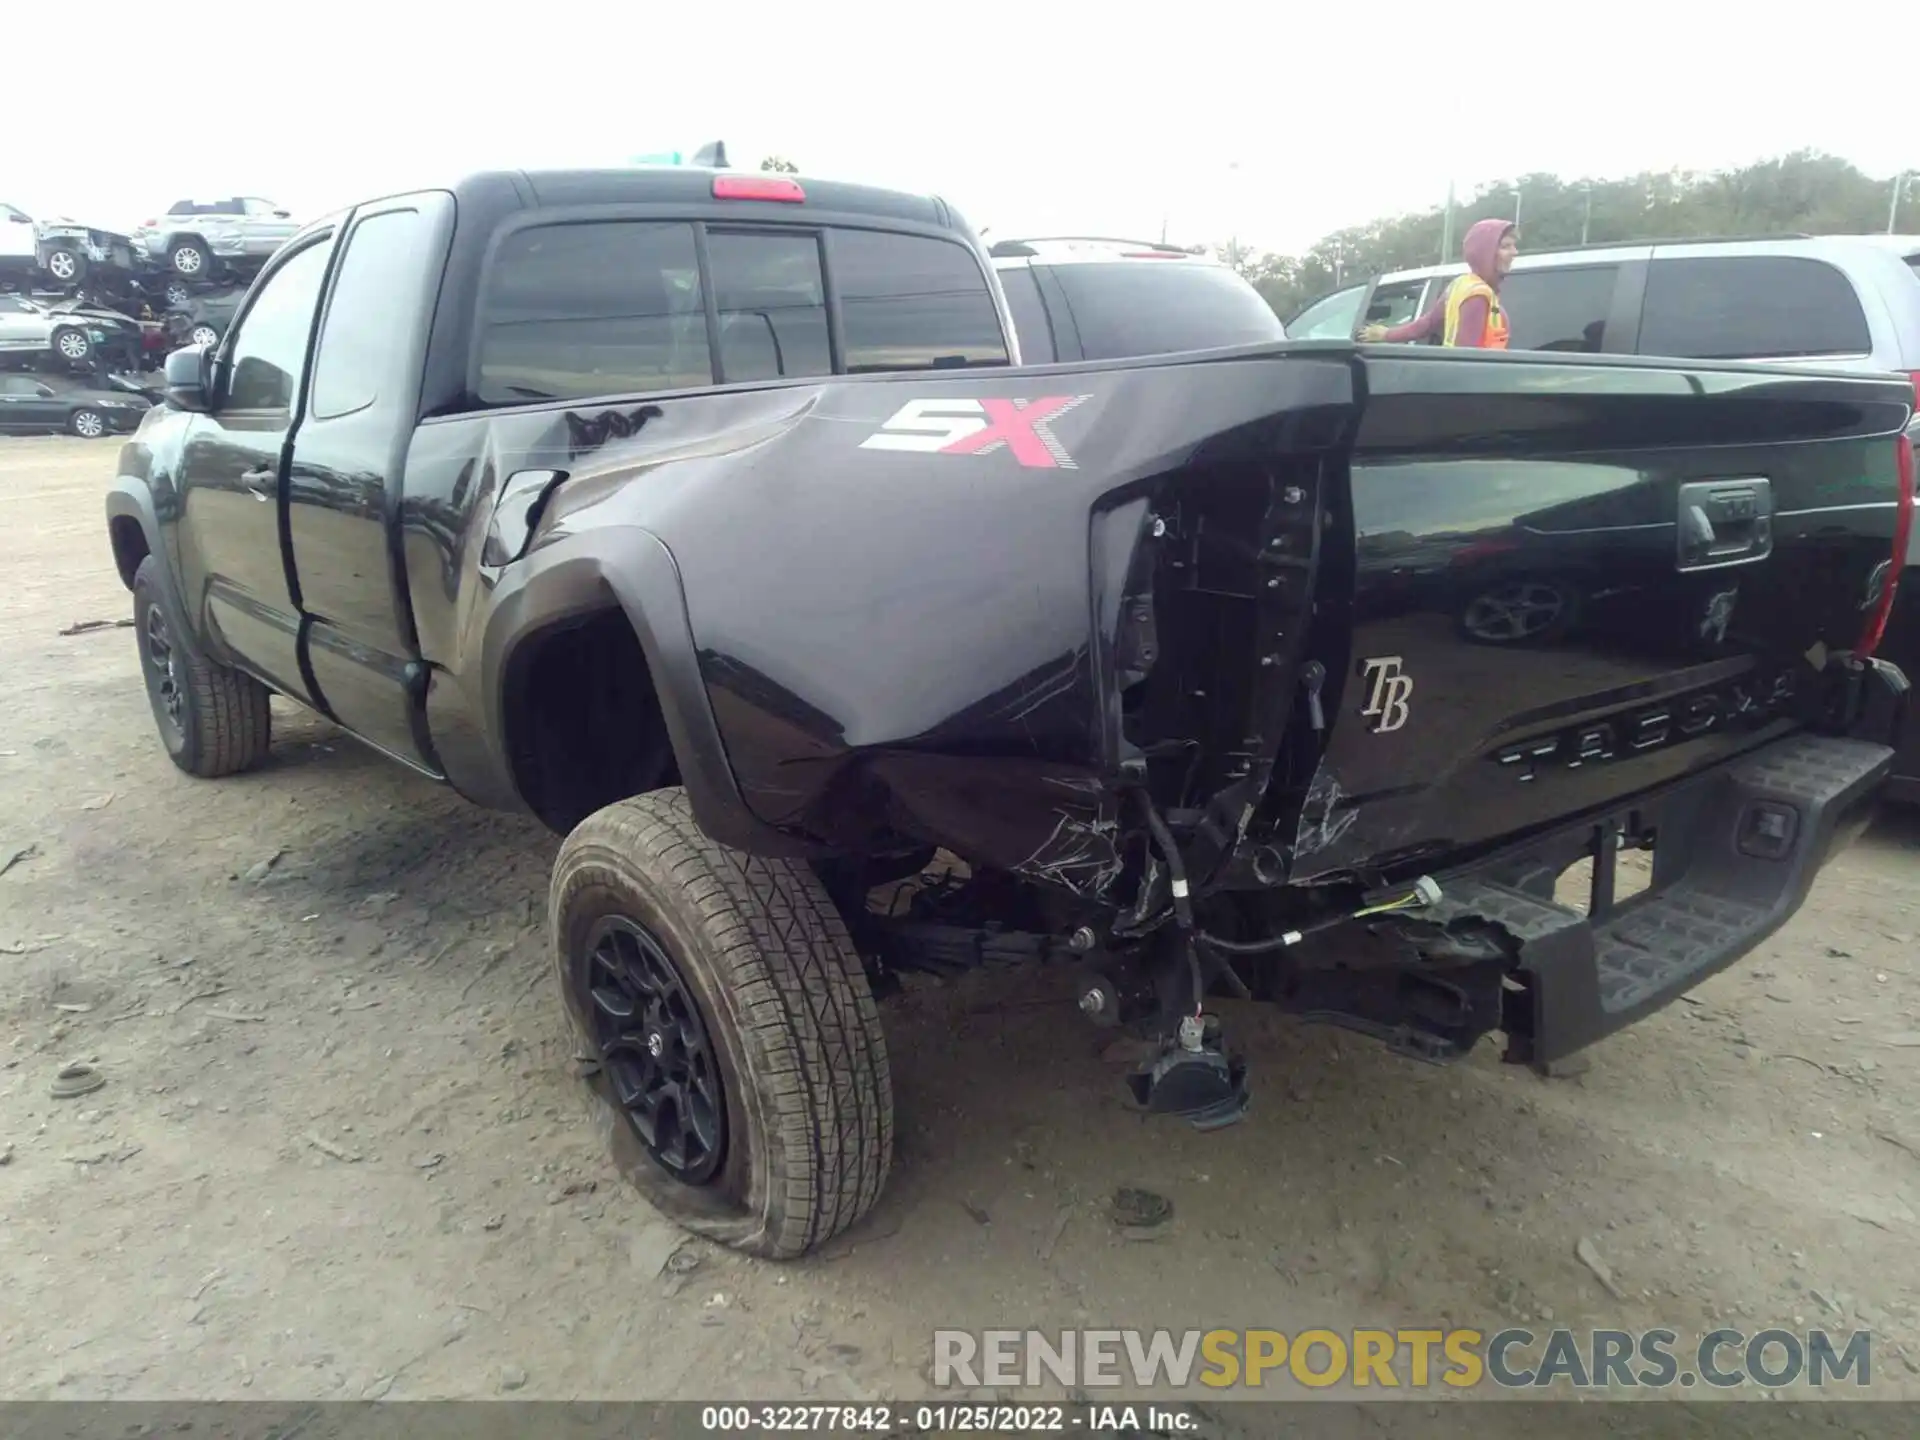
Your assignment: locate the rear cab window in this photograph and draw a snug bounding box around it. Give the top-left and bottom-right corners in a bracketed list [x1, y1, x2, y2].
[477, 221, 712, 406]
[1044, 262, 1283, 360]
[1637, 255, 1871, 359]
[708, 230, 831, 383]
[829, 229, 1008, 373]
[473, 219, 1006, 406]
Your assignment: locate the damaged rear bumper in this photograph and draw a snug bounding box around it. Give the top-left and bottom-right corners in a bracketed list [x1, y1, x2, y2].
[1423, 729, 1896, 1069]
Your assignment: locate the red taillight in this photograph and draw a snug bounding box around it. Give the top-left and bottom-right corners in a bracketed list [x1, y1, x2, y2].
[712, 174, 805, 203]
[1451, 536, 1523, 566]
[1856, 431, 1914, 658]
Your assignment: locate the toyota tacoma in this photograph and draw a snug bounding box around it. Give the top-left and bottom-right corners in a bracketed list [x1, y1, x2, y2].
[103, 165, 1913, 1259]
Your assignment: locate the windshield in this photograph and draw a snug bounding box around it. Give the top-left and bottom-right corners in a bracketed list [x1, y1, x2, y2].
[1046, 262, 1285, 360]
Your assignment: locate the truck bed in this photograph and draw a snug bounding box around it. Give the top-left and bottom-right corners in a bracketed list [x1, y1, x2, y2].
[490, 341, 1910, 906]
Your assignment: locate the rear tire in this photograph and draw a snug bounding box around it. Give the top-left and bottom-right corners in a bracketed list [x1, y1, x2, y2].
[132, 555, 272, 777]
[168, 239, 210, 277]
[51, 326, 90, 362]
[551, 788, 894, 1259]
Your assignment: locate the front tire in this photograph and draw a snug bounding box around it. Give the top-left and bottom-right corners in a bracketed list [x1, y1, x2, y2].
[551, 789, 894, 1259]
[132, 555, 272, 777]
[68, 407, 105, 438]
[45, 248, 84, 284]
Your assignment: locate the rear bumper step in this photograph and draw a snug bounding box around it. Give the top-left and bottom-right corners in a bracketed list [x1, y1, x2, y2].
[1422, 733, 1893, 1068]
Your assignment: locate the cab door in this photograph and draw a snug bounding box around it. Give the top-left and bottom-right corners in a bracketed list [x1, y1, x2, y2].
[172, 231, 336, 702]
[284, 194, 452, 773]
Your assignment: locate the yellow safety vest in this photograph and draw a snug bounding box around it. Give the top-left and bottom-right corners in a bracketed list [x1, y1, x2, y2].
[1442, 274, 1510, 348]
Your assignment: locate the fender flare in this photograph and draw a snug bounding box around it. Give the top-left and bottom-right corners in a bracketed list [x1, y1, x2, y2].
[105, 478, 161, 588]
[105, 476, 219, 673]
[469, 526, 818, 858]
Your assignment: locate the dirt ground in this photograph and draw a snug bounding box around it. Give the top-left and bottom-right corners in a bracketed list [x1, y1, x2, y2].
[3, 435, 1919, 1422]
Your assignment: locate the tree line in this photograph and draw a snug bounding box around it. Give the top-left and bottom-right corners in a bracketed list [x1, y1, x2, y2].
[1216, 150, 1915, 321]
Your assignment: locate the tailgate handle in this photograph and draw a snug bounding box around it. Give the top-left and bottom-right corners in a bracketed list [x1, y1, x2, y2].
[1677, 478, 1771, 572]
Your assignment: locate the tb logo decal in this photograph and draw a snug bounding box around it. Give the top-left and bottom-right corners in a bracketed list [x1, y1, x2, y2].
[858, 395, 1093, 469]
[1359, 655, 1414, 734]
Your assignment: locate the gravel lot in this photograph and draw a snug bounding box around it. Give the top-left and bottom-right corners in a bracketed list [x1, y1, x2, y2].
[2, 435, 1919, 1422]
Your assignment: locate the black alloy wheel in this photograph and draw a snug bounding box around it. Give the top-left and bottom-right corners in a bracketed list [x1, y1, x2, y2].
[142, 593, 185, 744]
[583, 914, 727, 1183]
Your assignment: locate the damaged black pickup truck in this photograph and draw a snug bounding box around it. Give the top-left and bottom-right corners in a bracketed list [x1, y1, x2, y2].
[104, 166, 1913, 1259]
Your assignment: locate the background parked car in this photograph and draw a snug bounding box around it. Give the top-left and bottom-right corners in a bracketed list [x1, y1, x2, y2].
[1, 202, 37, 289]
[987, 236, 1286, 362]
[36, 219, 140, 289]
[0, 372, 149, 436]
[163, 285, 244, 350]
[132, 197, 300, 278]
[0, 292, 125, 365]
[0, 201, 141, 291]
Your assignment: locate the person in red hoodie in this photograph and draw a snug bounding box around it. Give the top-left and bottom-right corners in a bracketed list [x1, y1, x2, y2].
[1360, 218, 1518, 347]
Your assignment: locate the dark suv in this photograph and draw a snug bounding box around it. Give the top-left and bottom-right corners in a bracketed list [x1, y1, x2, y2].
[990, 236, 1284, 363]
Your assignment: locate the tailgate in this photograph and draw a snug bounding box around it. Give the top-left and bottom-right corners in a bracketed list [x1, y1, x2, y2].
[1289, 350, 1913, 881]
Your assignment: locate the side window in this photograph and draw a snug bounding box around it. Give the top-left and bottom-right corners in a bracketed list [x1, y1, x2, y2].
[0, 375, 35, 395]
[1638, 256, 1871, 360]
[0, 295, 26, 313]
[997, 265, 1057, 364]
[830, 229, 1009, 373]
[477, 221, 711, 406]
[222, 241, 332, 412]
[310, 208, 427, 420]
[706, 230, 831, 384]
[1363, 280, 1428, 329]
[1286, 284, 1367, 339]
[1500, 266, 1617, 352]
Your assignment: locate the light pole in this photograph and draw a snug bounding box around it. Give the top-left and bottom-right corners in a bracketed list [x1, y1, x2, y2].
[1889, 171, 1911, 234]
[1439, 179, 1455, 261]
[1580, 183, 1593, 245]
[1512, 187, 1523, 232]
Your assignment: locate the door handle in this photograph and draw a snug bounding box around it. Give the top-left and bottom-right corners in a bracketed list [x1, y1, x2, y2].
[242, 468, 275, 502]
[1676, 478, 1772, 572]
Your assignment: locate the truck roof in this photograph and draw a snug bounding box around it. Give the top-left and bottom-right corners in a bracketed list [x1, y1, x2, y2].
[305, 167, 966, 237]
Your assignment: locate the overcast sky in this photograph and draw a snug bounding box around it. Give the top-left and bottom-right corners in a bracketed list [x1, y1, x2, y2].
[11, 1, 1910, 256]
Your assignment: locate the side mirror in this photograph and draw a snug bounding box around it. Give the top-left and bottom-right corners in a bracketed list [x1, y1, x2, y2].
[6, 213, 28, 224]
[164, 343, 213, 412]
[272, 210, 291, 219]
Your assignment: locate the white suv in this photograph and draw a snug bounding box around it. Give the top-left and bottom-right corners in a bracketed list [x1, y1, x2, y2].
[988, 236, 1284, 363]
[132, 198, 302, 278]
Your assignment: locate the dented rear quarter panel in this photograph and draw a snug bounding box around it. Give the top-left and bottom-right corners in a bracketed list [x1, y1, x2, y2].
[401, 348, 1356, 889]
